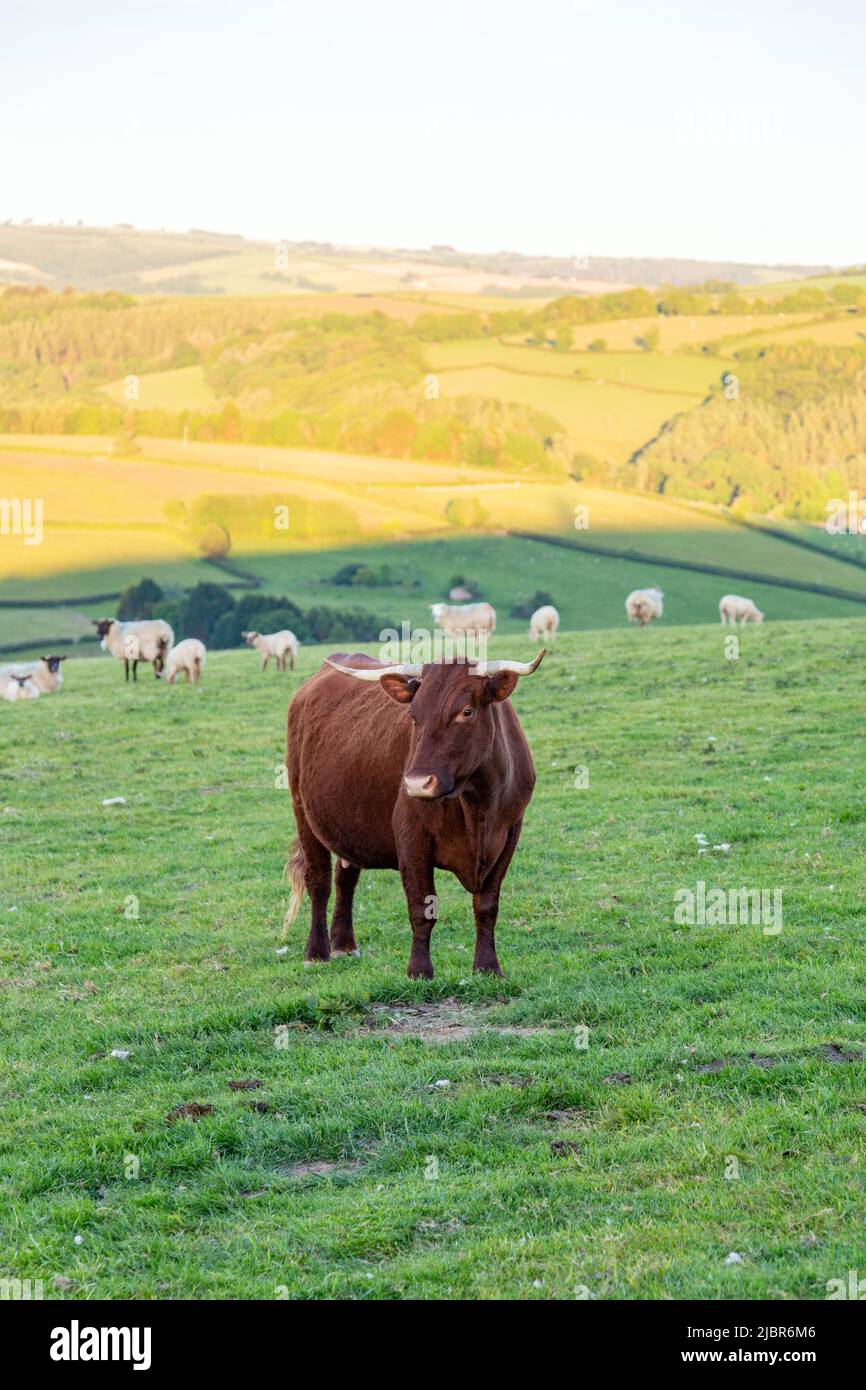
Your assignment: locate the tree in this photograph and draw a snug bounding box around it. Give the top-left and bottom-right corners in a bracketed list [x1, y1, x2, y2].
[198, 522, 231, 559]
[445, 497, 489, 528]
[832, 282, 864, 306]
[117, 577, 164, 620]
[635, 327, 660, 352]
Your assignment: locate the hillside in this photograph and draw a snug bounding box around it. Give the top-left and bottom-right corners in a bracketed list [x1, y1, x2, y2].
[0, 224, 830, 296]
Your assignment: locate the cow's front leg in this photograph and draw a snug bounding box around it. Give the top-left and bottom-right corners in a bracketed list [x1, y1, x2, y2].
[399, 850, 437, 979]
[472, 820, 523, 975]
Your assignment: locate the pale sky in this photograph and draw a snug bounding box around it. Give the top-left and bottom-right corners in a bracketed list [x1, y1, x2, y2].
[2, 0, 864, 266]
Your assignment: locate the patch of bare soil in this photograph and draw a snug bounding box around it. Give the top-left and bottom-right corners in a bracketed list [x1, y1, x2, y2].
[820, 1043, 863, 1064]
[165, 1102, 214, 1124]
[356, 994, 564, 1047]
[358, 997, 493, 1043]
[543, 1108, 592, 1127]
[359, 998, 561, 1043]
[280, 1159, 363, 1180]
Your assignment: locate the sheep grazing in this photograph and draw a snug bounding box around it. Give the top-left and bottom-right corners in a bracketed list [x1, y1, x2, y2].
[719, 594, 764, 625]
[430, 602, 496, 637]
[2, 673, 40, 701]
[164, 638, 207, 684]
[529, 604, 560, 644]
[242, 629, 299, 672]
[93, 618, 174, 681]
[625, 587, 664, 627]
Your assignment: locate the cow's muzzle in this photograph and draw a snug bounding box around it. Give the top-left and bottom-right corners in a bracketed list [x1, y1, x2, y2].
[404, 772, 449, 799]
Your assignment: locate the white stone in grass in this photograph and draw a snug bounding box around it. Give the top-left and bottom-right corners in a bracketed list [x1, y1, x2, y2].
[102, 797, 127, 807]
[428, 1079, 451, 1090]
[74, 1235, 83, 1245]
[275, 946, 289, 956]
[109, 1049, 132, 1060]
[724, 1251, 744, 1265]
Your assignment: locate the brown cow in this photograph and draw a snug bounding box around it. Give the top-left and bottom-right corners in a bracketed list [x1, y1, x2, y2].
[284, 650, 545, 978]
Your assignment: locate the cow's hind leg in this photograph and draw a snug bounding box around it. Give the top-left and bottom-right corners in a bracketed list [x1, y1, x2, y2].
[330, 860, 361, 956]
[294, 810, 332, 963]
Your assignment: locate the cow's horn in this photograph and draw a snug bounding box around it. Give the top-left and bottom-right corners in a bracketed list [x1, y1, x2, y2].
[325, 659, 424, 680]
[470, 650, 546, 676]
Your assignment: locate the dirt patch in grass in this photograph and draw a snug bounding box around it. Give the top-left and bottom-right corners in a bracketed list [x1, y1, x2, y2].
[820, 1044, 863, 1064]
[165, 1102, 214, 1124]
[550, 1138, 582, 1156]
[359, 998, 560, 1044]
[543, 1108, 592, 1127]
[280, 1159, 364, 1180]
[359, 997, 494, 1043]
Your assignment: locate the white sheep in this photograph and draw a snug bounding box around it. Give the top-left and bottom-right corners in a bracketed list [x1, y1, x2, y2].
[0, 654, 67, 695]
[625, 587, 664, 626]
[2, 673, 40, 701]
[529, 604, 560, 644]
[242, 629, 299, 672]
[430, 602, 496, 636]
[719, 594, 764, 625]
[164, 638, 207, 684]
[93, 617, 174, 681]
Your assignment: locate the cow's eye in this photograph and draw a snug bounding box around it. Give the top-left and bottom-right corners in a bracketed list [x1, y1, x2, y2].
[458, 705, 474, 720]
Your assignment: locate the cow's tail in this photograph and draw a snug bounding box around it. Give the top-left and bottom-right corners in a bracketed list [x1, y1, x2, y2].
[281, 837, 306, 938]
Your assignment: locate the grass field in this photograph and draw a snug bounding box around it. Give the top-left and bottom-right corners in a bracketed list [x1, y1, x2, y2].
[2, 622, 865, 1299]
[101, 365, 219, 413]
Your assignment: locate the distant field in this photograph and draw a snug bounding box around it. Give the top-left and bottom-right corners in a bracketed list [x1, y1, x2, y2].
[101, 364, 218, 412]
[754, 273, 866, 301]
[5, 525, 866, 660]
[525, 313, 816, 354]
[722, 315, 866, 353]
[428, 339, 721, 394]
[5, 436, 866, 644]
[428, 363, 705, 463]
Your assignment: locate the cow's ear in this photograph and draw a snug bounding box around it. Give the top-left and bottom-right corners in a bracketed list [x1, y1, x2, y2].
[484, 671, 519, 703]
[380, 675, 420, 704]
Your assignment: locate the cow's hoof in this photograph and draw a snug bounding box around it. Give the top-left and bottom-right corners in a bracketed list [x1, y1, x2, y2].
[303, 957, 330, 967]
[330, 948, 361, 958]
[407, 962, 434, 980]
[473, 961, 504, 976]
